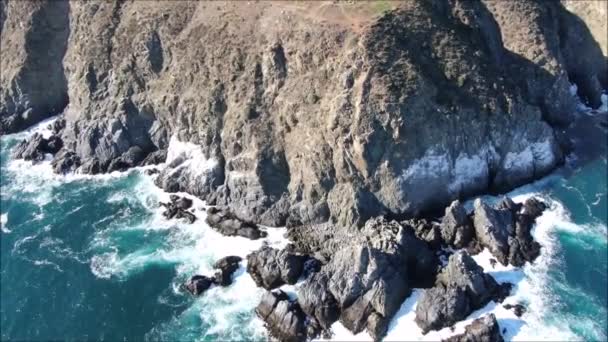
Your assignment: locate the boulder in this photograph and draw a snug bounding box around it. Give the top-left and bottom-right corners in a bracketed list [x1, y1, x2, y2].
[247, 246, 306, 289]
[416, 251, 509, 333]
[213, 255, 242, 286]
[503, 303, 526, 317]
[51, 150, 81, 174]
[160, 195, 197, 223]
[12, 133, 63, 162]
[441, 200, 474, 248]
[415, 285, 471, 334]
[443, 314, 504, 342]
[206, 206, 267, 240]
[296, 272, 339, 330]
[183, 275, 214, 295]
[255, 290, 307, 342]
[473, 199, 513, 265]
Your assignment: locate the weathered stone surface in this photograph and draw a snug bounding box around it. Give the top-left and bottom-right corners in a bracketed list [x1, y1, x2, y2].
[4, 1, 602, 228]
[213, 255, 242, 286]
[160, 195, 196, 223]
[416, 251, 507, 333]
[12, 133, 63, 162]
[443, 313, 504, 342]
[441, 200, 474, 249]
[206, 206, 267, 240]
[256, 290, 307, 342]
[0, 1, 69, 134]
[183, 275, 213, 296]
[247, 246, 305, 290]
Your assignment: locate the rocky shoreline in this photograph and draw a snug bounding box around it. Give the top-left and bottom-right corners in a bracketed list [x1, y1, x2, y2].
[2, 0, 607, 341]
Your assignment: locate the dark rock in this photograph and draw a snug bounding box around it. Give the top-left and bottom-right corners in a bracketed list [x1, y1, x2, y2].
[472, 197, 546, 267]
[297, 272, 339, 330]
[144, 168, 160, 176]
[206, 206, 267, 240]
[161, 195, 197, 223]
[51, 150, 81, 174]
[49, 118, 66, 135]
[503, 303, 526, 317]
[184, 275, 214, 295]
[403, 218, 443, 249]
[256, 290, 307, 342]
[12, 133, 63, 161]
[213, 255, 242, 286]
[436, 251, 501, 308]
[441, 200, 474, 249]
[247, 246, 306, 289]
[415, 285, 471, 334]
[79, 158, 102, 175]
[107, 146, 147, 172]
[489, 258, 497, 269]
[141, 149, 167, 165]
[473, 199, 514, 265]
[301, 257, 322, 278]
[416, 251, 506, 333]
[443, 313, 504, 342]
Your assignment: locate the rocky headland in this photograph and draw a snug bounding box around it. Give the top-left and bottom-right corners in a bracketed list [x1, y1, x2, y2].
[2, 0, 607, 341]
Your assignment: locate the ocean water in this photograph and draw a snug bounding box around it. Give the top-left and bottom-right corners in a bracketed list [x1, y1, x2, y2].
[1, 118, 606, 341]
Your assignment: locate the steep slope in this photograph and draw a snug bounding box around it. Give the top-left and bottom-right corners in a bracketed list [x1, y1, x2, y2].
[2, 0, 605, 228]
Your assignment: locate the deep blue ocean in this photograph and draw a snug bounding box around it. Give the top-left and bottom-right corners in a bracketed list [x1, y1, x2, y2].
[1, 119, 606, 341]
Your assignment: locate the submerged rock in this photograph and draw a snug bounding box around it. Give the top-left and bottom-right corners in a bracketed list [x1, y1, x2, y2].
[443, 313, 504, 342]
[503, 303, 526, 317]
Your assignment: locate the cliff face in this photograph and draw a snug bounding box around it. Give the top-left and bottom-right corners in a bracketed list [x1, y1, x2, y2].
[1, 0, 606, 227]
[0, 0, 69, 134]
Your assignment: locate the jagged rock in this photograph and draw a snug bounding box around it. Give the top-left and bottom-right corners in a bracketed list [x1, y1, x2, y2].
[206, 206, 267, 240]
[473, 199, 514, 265]
[212, 255, 242, 286]
[12, 133, 63, 161]
[436, 251, 501, 308]
[51, 150, 81, 174]
[472, 197, 546, 266]
[183, 275, 214, 296]
[503, 303, 526, 317]
[160, 195, 196, 223]
[247, 246, 306, 289]
[144, 168, 160, 176]
[441, 200, 474, 248]
[78, 158, 102, 175]
[107, 146, 148, 172]
[403, 218, 443, 249]
[443, 314, 504, 342]
[416, 285, 471, 334]
[141, 149, 167, 166]
[416, 251, 509, 333]
[256, 290, 307, 342]
[49, 118, 66, 135]
[296, 272, 339, 330]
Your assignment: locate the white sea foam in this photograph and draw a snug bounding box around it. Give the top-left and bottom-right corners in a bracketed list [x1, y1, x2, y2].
[1, 213, 10, 233]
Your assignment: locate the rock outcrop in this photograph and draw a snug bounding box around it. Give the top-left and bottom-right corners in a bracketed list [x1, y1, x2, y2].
[160, 195, 196, 223]
[443, 314, 504, 342]
[415, 251, 508, 333]
[206, 206, 267, 240]
[0, 0, 69, 134]
[4, 1, 603, 229]
[255, 290, 308, 342]
[183, 255, 242, 295]
[473, 197, 545, 266]
[246, 246, 306, 289]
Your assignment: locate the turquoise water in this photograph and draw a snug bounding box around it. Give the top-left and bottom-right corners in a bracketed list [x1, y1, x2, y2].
[1, 123, 606, 341]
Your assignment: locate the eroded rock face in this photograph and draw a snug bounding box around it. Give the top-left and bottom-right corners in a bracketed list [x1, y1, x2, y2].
[206, 206, 267, 240]
[473, 197, 545, 266]
[213, 255, 242, 286]
[5, 1, 602, 228]
[415, 251, 507, 333]
[443, 313, 504, 342]
[0, 0, 69, 134]
[256, 290, 308, 342]
[12, 133, 63, 161]
[246, 246, 306, 290]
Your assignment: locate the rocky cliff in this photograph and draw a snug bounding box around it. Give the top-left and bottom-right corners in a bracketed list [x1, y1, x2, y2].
[1, 0, 606, 228]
